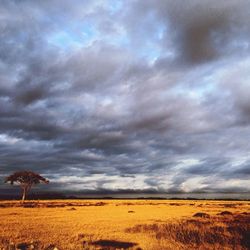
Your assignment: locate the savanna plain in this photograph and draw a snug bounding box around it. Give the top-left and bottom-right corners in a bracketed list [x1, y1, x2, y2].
[0, 200, 249, 250]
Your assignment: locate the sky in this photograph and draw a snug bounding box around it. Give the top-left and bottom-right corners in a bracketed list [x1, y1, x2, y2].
[0, 0, 250, 196]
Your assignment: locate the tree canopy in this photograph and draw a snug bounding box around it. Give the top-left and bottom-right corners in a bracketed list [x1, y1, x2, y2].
[5, 171, 49, 201]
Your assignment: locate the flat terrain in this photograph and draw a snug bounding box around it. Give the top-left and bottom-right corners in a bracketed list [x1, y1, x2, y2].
[0, 200, 249, 250]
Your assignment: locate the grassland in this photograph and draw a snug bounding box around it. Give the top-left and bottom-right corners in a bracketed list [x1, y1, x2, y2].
[0, 200, 249, 249]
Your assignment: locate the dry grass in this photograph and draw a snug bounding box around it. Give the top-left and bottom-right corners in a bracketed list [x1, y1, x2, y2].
[127, 212, 250, 249]
[0, 200, 249, 250]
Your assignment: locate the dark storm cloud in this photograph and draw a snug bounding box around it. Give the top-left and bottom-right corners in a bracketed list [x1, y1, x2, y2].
[165, 0, 241, 63]
[0, 0, 250, 195]
[184, 157, 229, 175]
[127, 0, 250, 64]
[235, 166, 250, 176]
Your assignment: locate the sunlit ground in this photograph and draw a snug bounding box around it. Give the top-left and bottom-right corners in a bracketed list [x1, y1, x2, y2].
[0, 200, 249, 249]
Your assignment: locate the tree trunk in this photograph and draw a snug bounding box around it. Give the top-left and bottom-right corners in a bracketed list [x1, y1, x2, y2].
[22, 187, 27, 202]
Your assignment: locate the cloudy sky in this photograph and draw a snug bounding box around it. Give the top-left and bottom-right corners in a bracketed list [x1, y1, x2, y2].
[1, 0, 250, 196]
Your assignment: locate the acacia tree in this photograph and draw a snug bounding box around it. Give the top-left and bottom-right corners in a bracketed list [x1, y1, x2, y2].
[5, 171, 49, 201]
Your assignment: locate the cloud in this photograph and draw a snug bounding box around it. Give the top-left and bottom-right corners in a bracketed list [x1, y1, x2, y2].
[126, 0, 250, 64]
[0, 0, 250, 196]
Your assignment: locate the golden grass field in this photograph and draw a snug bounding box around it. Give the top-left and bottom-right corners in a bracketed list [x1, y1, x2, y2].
[0, 200, 249, 250]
